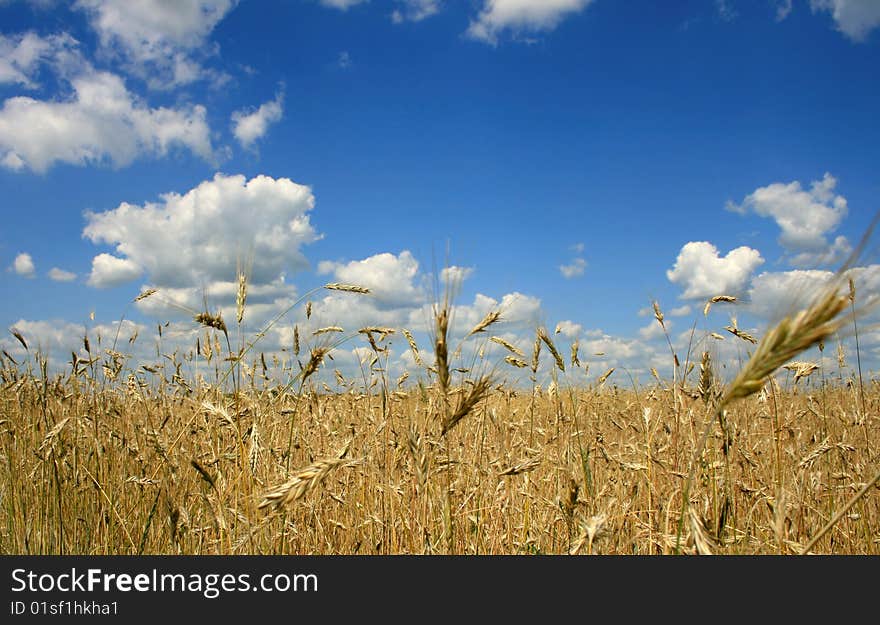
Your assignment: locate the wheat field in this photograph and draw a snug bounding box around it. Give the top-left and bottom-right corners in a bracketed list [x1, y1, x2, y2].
[1, 279, 878, 556]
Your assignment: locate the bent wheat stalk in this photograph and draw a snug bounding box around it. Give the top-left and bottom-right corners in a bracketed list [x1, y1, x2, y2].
[675, 258, 873, 554]
[259, 441, 354, 511]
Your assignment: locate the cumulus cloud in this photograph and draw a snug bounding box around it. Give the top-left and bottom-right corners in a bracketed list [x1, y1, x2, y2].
[639, 319, 670, 341]
[810, 0, 880, 41]
[231, 92, 284, 150]
[727, 173, 850, 266]
[440, 265, 474, 285]
[83, 173, 319, 291]
[135, 278, 300, 329]
[787, 235, 852, 268]
[0, 32, 78, 88]
[73, 0, 237, 88]
[48, 267, 77, 282]
[559, 257, 587, 279]
[747, 264, 880, 320]
[12, 252, 35, 278]
[318, 251, 424, 308]
[581, 331, 644, 363]
[0, 69, 214, 172]
[467, 0, 594, 44]
[554, 319, 583, 339]
[1, 318, 145, 370]
[392, 0, 442, 22]
[669, 305, 691, 317]
[86, 253, 142, 288]
[667, 241, 764, 300]
[411, 291, 542, 338]
[747, 269, 834, 319]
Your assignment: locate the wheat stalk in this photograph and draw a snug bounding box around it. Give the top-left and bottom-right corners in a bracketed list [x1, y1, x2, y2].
[258, 441, 354, 510]
[537, 327, 565, 372]
[468, 310, 501, 336]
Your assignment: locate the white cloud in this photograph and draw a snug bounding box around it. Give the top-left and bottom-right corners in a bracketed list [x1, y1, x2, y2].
[135, 278, 300, 329]
[1, 318, 145, 370]
[48, 267, 77, 282]
[318, 251, 423, 307]
[667, 241, 764, 300]
[231, 92, 284, 150]
[669, 305, 692, 317]
[337, 51, 352, 69]
[581, 331, 643, 363]
[409, 291, 542, 338]
[0, 69, 214, 172]
[392, 0, 442, 22]
[559, 257, 587, 279]
[83, 173, 319, 290]
[748, 264, 880, 320]
[0, 32, 78, 88]
[787, 234, 852, 268]
[12, 252, 35, 278]
[727, 173, 850, 265]
[810, 0, 880, 41]
[73, 0, 237, 88]
[87, 253, 143, 288]
[639, 319, 670, 341]
[747, 269, 832, 319]
[440, 265, 474, 285]
[467, 0, 594, 44]
[554, 319, 582, 339]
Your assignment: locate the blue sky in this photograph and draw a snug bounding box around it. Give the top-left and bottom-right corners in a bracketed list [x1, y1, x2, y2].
[2, 0, 880, 386]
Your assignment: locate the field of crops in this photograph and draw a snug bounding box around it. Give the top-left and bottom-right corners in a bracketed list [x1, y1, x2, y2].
[2, 280, 878, 556]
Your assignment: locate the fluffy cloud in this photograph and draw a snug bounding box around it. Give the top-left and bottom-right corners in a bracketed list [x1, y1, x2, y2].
[440, 265, 474, 285]
[788, 235, 852, 268]
[747, 269, 833, 319]
[12, 252, 35, 278]
[667, 241, 764, 300]
[83, 173, 319, 290]
[317, 251, 423, 307]
[0, 32, 78, 88]
[811, 0, 880, 41]
[231, 92, 284, 150]
[727, 173, 850, 266]
[669, 305, 691, 317]
[748, 264, 880, 320]
[392, 0, 442, 22]
[86, 253, 142, 288]
[581, 331, 644, 363]
[134, 278, 300, 330]
[74, 0, 237, 88]
[559, 257, 587, 279]
[1, 318, 145, 370]
[554, 319, 583, 339]
[467, 0, 594, 44]
[638, 319, 670, 341]
[0, 69, 213, 172]
[401, 291, 542, 350]
[48, 267, 77, 282]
